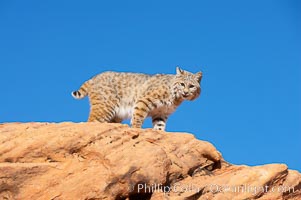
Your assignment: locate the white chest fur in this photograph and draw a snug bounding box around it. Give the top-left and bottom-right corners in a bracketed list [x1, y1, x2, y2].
[115, 101, 177, 120]
[149, 104, 177, 117]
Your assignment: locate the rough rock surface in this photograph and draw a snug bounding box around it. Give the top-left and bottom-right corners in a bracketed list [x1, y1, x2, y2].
[0, 122, 300, 200]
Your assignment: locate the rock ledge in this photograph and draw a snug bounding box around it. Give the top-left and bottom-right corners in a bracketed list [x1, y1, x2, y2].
[0, 122, 300, 199]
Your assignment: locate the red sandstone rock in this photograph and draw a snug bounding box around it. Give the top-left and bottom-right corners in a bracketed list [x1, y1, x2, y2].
[0, 122, 300, 199]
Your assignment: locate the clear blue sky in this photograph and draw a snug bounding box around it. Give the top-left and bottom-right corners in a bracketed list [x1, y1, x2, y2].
[1, 1, 300, 171]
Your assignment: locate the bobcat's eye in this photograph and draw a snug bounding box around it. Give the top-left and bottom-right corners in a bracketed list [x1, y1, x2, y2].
[189, 84, 195, 88]
[180, 83, 185, 87]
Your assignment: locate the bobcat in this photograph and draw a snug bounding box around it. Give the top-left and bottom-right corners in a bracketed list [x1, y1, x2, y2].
[72, 67, 202, 131]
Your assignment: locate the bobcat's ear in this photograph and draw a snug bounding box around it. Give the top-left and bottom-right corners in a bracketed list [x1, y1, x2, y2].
[176, 66, 184, 75]
[195, 71, 203, 82]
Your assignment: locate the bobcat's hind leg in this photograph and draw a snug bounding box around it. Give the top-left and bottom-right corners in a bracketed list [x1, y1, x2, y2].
[152, 116, 168, 131]
[88, 105, 115, 122]
[88, 93, 116, 122]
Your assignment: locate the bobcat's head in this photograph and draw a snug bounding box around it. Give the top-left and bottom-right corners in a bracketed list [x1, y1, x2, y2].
[173, 67, 202, 101]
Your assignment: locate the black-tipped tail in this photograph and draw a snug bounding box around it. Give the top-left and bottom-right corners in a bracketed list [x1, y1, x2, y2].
[71, 81, 89, 99]
[72, 91, 82, 99]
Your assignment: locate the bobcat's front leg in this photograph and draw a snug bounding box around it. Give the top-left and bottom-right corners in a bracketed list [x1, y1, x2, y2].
[152, 116, 168, 131]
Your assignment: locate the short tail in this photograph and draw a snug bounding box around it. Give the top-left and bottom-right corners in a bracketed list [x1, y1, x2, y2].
[72, 81, 90, 99]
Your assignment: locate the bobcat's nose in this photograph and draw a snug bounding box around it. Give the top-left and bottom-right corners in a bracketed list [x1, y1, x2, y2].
[183, 91, 189, 97]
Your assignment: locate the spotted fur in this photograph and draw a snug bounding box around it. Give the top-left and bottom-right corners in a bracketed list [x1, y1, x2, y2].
[72, 67, 202, 131]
